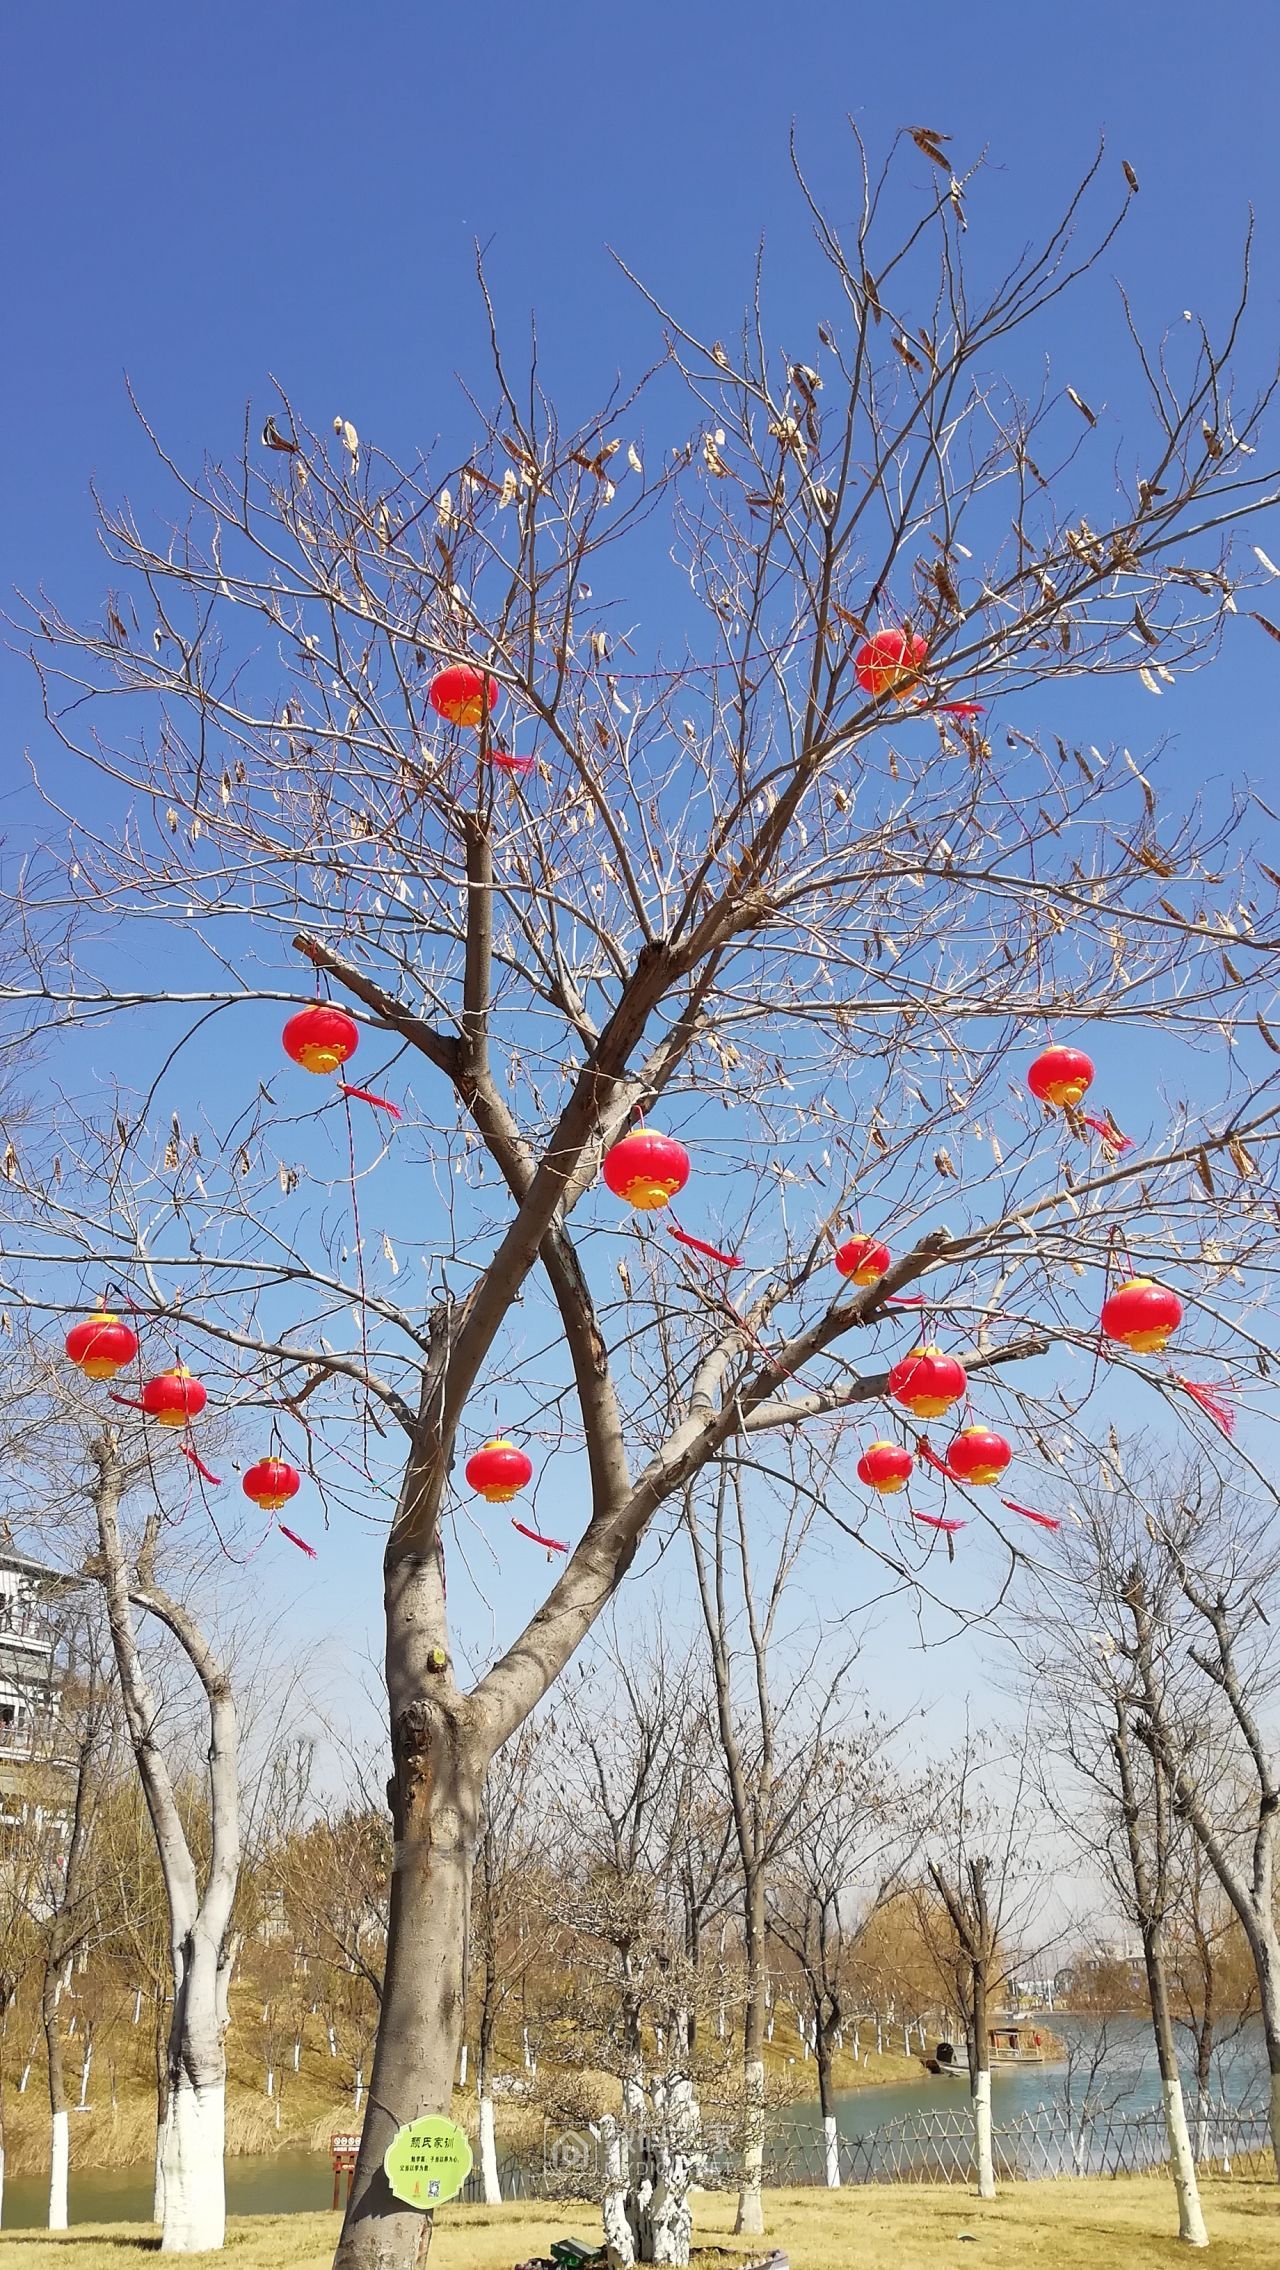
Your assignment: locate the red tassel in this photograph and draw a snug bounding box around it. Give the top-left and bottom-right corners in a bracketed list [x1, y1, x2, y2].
[936, 701, 984, 718]
[1176, 1378, 1236, 1437]
[919, 1439, 954, 1478]
[180, 1445, 222, 1487]
[109, 1392, 146, 1411]
[886, 1294, 927, 1307]
[1082, 1112, 1133, 1153]
[338, 1083, 401, 1118]
[512, 1519, 568, 1554]
[492, 752, 536, 775]
[668, 1223, 744, 1268]
[1002, 1497, 1060, 1532]
[913, 1510, 965, 1534]
[278, 1524, 318, 1558]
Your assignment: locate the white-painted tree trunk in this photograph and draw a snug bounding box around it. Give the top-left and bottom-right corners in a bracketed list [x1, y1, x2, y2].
[1161, 2076, 1208, 2247]
[602, 2116, 636, 2269]
[972, 2070, 995, 2200]
[823, 2114, 840, 2189]
[159, 2078, 226, 2253]
[478, 2093, 501, 2204]
[736, 2055, 765, 2236]
[79, 2040, 93, 2109]
[353, 2067, 364, 2114]
[48, 2108, 69, 2230]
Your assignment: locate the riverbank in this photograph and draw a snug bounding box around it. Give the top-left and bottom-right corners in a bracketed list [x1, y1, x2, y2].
[0, 2036, 924, 2178]
[3, 2176, 1275, 2270]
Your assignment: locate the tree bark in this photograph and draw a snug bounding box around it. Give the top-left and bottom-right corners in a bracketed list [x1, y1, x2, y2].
[334, 1544, 484, 2270]
[43, 1968, 68, 2230]
[736, 1863, 766, 2235]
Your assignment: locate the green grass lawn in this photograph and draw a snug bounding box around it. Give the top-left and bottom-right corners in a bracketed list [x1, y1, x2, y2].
[2, 2176, 1275, 2269]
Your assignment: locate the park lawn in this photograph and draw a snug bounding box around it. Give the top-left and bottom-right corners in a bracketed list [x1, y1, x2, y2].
[1, 2177, 1275, 2270]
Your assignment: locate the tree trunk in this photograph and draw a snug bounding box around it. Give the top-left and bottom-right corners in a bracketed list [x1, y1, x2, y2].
[735, 1866, 765, 2236]
[44, 1964, 68, 2230]
[601, 2117, 635, 2270]
[1254, 1938, 1280, 2183]
[334, 1664, 482, 2270]
[478, 2093, 500, 2205]
[1142, 1925, 1208, 2246]
[816, 2018, 839, 2188]
[970, 1960, 994, 2201]
[158, 1936, 229, 2252]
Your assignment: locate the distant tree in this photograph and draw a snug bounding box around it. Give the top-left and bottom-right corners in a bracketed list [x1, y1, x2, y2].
[915, 1732, 1038, 2202]
[766, 1722, 916, 2186]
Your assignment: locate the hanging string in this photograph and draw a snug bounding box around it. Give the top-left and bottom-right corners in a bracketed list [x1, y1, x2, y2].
[1002, 1498, 1060, 1532]
[181, 1444, 222, 1487]
[1175, 1378, 1236, 1437]
[1081, 1111, 1133, 1155]
[338, 1083, 401, 1119]
[512, 1518, 569, 1555]
[667, 1221, 743, 1268]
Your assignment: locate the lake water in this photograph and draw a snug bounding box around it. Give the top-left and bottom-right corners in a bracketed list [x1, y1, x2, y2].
[2, 2017, 1269, 2227]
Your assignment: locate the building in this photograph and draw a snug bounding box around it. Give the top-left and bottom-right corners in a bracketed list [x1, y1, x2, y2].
[0, 1544, 72, 1838]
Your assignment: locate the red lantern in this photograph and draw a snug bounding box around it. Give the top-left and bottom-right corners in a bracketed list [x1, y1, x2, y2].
[65, 1310, 138, 1382]
[465, 1438, 534, 1504]
[855, 628, 928, 701]
[602, 1128, 691, 1213]
[428, 664, 498, 728]
[856, 1440, 914, 1496]
[1101, 1277, 1182, 1355]
[242, 1458, 301, 1512]
[889, 1345, 968, 1419]
[835, 1234, 891, 1285]
[1027, 1045, 1095, 1110]
[283, 1004, 359, 1075]
[141, 1368, 208, 1428]
[946, 1426, 1012, 1487]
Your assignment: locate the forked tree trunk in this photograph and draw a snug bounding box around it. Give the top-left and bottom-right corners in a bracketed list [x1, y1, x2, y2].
[92, 1439, 240, 2253]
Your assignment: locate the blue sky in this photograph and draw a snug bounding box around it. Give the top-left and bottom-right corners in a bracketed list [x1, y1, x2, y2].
[3, 1, 1279, 1757]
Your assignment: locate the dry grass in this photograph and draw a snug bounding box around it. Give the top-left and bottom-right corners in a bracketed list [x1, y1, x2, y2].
[2, 2175, 1276, 2269]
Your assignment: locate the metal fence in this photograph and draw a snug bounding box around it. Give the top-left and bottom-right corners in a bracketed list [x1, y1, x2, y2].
[763, 2101, 1274, 2188]
[508, 2101, 1273, 2201]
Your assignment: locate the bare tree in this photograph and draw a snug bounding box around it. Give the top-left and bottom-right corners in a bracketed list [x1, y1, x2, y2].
[916, 1734, 1037, 2201]
[1124, 1472, 1280, 2178]
[551, 1633, 713, 2267]
[1020, 1470, 1240, 2241]
[87, 1433, 242, 2250]
[686, 1454, 852, 2232]
[1, 128, 1279, 2270]
[766, 1722, 915, 2186]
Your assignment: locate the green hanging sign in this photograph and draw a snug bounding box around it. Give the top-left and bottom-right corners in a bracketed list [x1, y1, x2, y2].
[383, 2115, 474, 2209]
